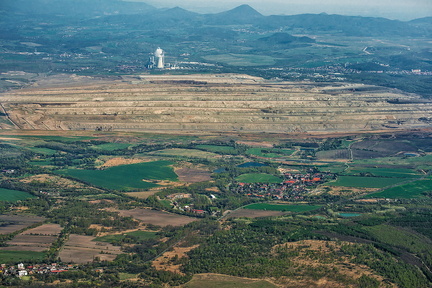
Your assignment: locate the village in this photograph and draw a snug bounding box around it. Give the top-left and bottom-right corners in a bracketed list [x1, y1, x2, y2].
[0, 263, 78, 278]
[232, 172, 335, 200]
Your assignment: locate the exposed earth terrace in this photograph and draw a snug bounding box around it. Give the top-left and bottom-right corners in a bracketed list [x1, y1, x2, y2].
[1, 74, 431, 133]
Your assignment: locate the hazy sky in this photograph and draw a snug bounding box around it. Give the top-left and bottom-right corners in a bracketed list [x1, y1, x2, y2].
[128, 0, 432, 20]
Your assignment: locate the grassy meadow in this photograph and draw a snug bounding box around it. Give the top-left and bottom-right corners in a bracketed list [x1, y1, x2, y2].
[236, 173, 283, 184]
[0, 188, 35, 202]
[0, 251, 46, 263]
[365, 178, 432, 199]
[327, 176, 407, 188]
[57, 161, 177, 191]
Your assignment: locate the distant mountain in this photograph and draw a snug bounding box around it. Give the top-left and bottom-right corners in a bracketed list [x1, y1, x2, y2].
[1, 0, 430, 37]
[409, 17, 432, 32]
[409, 17, 432, 24]
[206, 4, 264, 24]
[156, 7, 201, 20]
[91, 6, 202, 29]
[258, 14, 427, 37]
[0, 0, 156, 18]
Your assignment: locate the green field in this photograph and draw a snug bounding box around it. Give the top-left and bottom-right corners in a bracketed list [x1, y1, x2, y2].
[152, 148, 219, 159]
[246, 148, 295, 158]
[92, 143, 131, 151]
[94, 230, 158, 243]
[353, 154, 432, 170]
[27, 147, 58, 155]
[57, 161, 177, 191]
[327, 176, 407, 188]
[236, 173, 283, 184]
[29, 160, 53, 166]
[345, 167, 421, 178]
[244, 203, 322, 212]
[0, 188, 35, 202]
[196, 145, 236, 153]
[365, 178, 432, 199]
[0, 251, 45, 263]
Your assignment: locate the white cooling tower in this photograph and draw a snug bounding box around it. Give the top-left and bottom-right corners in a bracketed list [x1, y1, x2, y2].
[155, 47, 164, 69]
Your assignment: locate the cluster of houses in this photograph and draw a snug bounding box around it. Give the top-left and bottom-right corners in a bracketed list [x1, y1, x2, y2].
[0, 263, 75, 277]
[233, 172, 335, 199]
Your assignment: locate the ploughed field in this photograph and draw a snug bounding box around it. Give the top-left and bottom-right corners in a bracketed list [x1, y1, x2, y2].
[1, 74, 432, 133]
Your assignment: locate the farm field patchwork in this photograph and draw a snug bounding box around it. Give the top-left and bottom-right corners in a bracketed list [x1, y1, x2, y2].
[58, 234, 122, 264]
[2, 234, 58, 252]
[57, 161, 177, 191]
[21, 223, 62, 235]
[117, 208, 197, 227]
[0, 215, 45, 235]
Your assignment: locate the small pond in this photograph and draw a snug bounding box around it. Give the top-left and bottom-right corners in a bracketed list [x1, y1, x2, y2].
[237, 162, 268, 168]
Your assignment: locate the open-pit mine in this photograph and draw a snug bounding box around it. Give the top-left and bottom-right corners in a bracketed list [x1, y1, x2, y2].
[1, 74, 431, 134]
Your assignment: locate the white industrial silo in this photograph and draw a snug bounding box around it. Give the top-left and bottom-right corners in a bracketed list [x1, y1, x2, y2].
[155, 47, 164, 69]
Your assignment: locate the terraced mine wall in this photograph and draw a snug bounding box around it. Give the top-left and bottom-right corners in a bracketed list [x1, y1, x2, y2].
[1, 74, 431, 133]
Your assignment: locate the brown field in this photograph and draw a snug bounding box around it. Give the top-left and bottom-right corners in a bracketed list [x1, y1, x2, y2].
[1, 234, 57, 252]
[59, 234, 122, 264]
[0, 214, 45, 234]
[125, 191, 161, 199]
[100, 157, 150, 168]
[125, 181, 185, 199]
[152, 245, 199, 274]
[117, 208, 197, 227]
[21, 223, 62, 235]
[152, 148, 220, 159]
[20, 174, 91, 190]
[175, 167, 212, 183]
[182, 273, 278, 288]
[225, 209, 288, 219]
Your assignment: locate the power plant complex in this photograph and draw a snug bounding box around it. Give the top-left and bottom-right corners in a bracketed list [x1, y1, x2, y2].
[148, 47, 165, 69]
